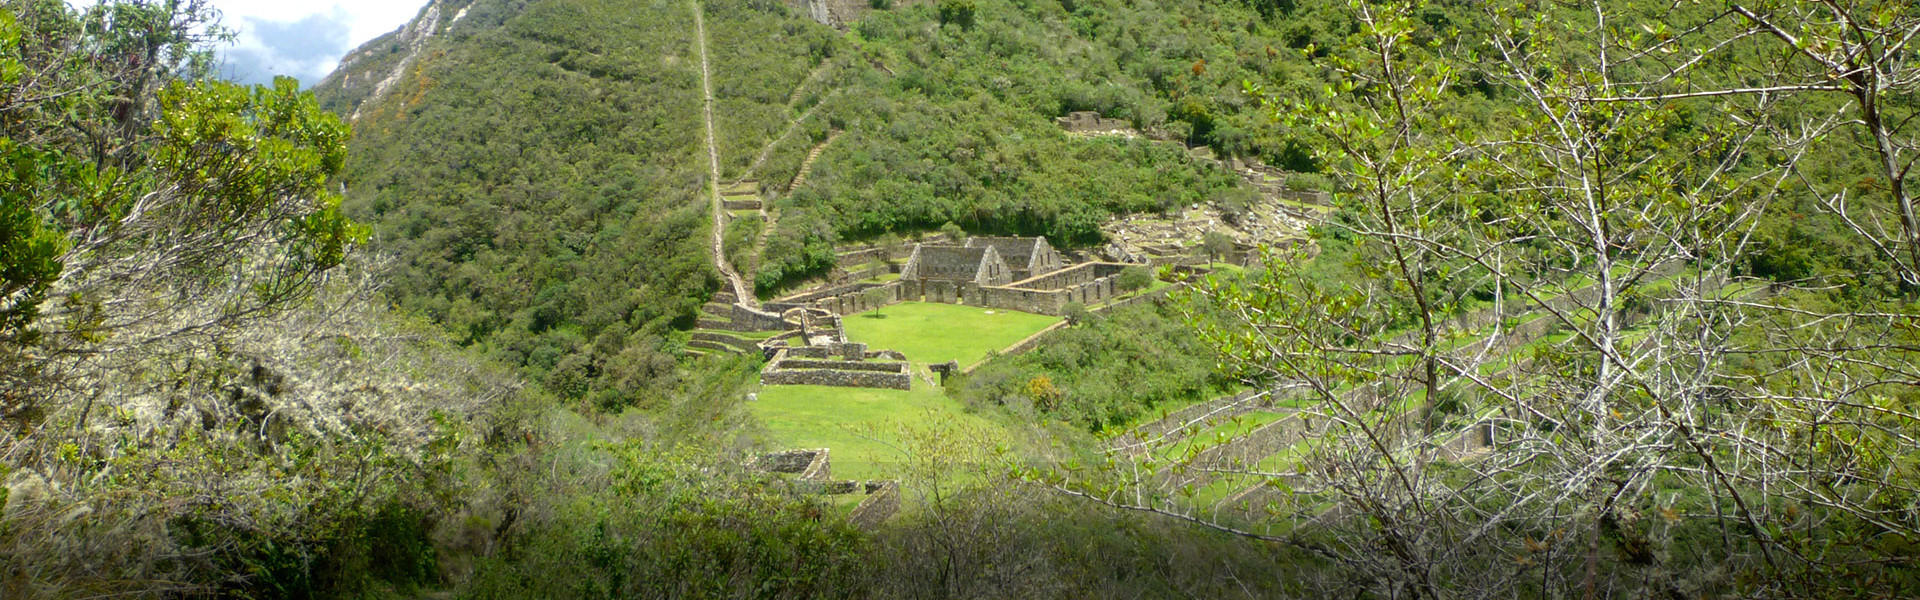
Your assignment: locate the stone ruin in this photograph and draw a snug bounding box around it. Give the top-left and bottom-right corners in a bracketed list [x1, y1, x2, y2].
[1055, 111, 1136, 136]
[900, 244, 1013, 286]
[746, 448, 903, 529]
[759, 344, 913, 390]
[749, 448, 834, 480]
[965, 236, 1065, 282]
[888, 236, 1134, 316]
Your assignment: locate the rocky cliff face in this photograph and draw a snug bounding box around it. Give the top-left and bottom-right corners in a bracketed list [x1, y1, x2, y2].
[312, 0, 515, 121]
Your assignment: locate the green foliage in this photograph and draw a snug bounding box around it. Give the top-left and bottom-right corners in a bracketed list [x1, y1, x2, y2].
[957, 301, 1234, 431]
[937, 0, 977, 29]
[1062, 300, 1092, 325]
[460, 444, 868, 599]
[756, 0, 1336, 290]
[1201, 230, 1234, 262]
[0, 154, 67, 341]
[1116, 265, 1153, 292]
[328, 0, 812, 403]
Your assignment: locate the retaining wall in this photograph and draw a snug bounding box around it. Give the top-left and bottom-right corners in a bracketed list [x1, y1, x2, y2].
[1106, 388, 1292, 455]
[761, 368, 912, 390]
[759, 349, 912, 390]
[847, 481, 901, 529]
[731, 305, 795, 332]
[722, 199, 763, 210]
[752, 449, 831, 480]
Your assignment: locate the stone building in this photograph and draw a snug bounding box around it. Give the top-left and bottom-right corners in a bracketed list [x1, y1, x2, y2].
[1055, 111, 1132, 133]
[965, 236, 1064, 281]
[900, 244, 1014, 286]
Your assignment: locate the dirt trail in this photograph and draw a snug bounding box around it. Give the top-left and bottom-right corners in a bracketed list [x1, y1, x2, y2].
[693, 2, 755, 306]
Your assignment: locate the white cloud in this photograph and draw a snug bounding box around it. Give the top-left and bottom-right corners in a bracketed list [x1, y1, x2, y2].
[214, 1, 429, 86]
[68, 1, 430, 86]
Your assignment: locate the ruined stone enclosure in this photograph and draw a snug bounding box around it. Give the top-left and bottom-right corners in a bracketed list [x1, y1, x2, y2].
[900, 244, 1014, 286]
[965, 236, 1065, 282]
[759, 345, 913, 390]
[886, 237, 1129, 316]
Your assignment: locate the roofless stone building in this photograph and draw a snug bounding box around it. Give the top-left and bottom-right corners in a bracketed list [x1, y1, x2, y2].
[964, 236, 1065, 281]
[900, 244, 1014, 286]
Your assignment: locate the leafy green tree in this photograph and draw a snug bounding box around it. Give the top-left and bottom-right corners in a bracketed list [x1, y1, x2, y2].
[1116, 266, 1153, 292]
[1200, 231, 1234, 265]
[940, 221, 967, 243]
[937, 0, 977, 29]
[865, 286, 892, 317]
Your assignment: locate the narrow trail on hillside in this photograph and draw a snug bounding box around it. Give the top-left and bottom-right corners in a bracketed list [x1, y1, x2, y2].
[742, 90, 838, 181]
[750, 131, 842, 265]
[741, 58, 839, 180]
[693, 2, 756, 307]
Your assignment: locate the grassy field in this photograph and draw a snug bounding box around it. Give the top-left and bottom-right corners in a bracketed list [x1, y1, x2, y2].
[842, 302, 1061, 367]
[750, 302, 1060, 480]
[750, 384, 1012, 480]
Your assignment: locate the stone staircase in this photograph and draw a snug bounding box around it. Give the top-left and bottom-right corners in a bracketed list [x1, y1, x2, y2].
[787, 130, 840, 193]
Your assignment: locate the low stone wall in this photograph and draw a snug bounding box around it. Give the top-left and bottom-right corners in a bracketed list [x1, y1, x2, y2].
[1005, 262, 1125, 291]
[1173, 414, 1309, 490]
[1091, 282, 1187, 315]
[731, 305, 795, 332]
[751, 448, 831, 480]
[762, 368, 911, 390]
[1106, 388, 1288, 454]
[783, 346, 906, 361]
[722, 198, 763, 210]
[759, 349, 912, 390]
[692, 331, 760, 352]
[843, 263, 894, 281]
[777, 359, 908, 373]
[688, 340, 741, 354]
[961, 320, 1072, 374]
[1277, 189, 1333, 206]
[847, 481, 901, 529]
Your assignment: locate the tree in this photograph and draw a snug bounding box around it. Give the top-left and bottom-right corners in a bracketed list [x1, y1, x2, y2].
[876, 232, 904, 266]
[864, 286, 893, 317]
[1035, 0, 1920, 596]
[937, 0, 976, 30]
[1200, 231, 1235, 266]
[940, 221, 967, 243]
[1062, 301, 1091, 326]
[1116, 266, 1154, 293]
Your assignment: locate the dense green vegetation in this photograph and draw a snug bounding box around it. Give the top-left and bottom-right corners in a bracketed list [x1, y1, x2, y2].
[757, 0, 1357, 292]
[13, 0, 1920, 596]
[956, 300, 1237, 432]
[325, 0, 834, 409]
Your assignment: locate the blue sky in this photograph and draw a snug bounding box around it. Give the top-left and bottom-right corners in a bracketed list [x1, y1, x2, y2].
[71, 1, 428, 86]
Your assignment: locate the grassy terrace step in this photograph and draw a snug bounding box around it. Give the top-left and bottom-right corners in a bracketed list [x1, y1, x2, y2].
[840, 302, 1061, 368]
[1150, 411, 1290, 460]
[750, 384, 1014, 481]
[688, 340, 744, 354]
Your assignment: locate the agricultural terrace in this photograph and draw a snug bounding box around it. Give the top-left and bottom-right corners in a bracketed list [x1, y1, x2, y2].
[751, 301, 1062, 480]
[840, 301, 1062, 368]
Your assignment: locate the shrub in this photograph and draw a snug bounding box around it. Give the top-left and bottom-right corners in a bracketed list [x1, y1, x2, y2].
[1117, 266, 1154, 292]
[937, 0, 977, 29]
[940, 221, 967, 243]
[1285, 172, 1332, 192]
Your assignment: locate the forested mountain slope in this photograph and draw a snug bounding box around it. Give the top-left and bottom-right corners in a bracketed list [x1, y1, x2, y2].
[314, 0, 1332, 400]
[315, 0, 838, 406]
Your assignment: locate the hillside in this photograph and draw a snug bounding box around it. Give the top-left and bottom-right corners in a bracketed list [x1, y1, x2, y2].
[310, 0, 1374, 397]
[10, 0, 1920, 597]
